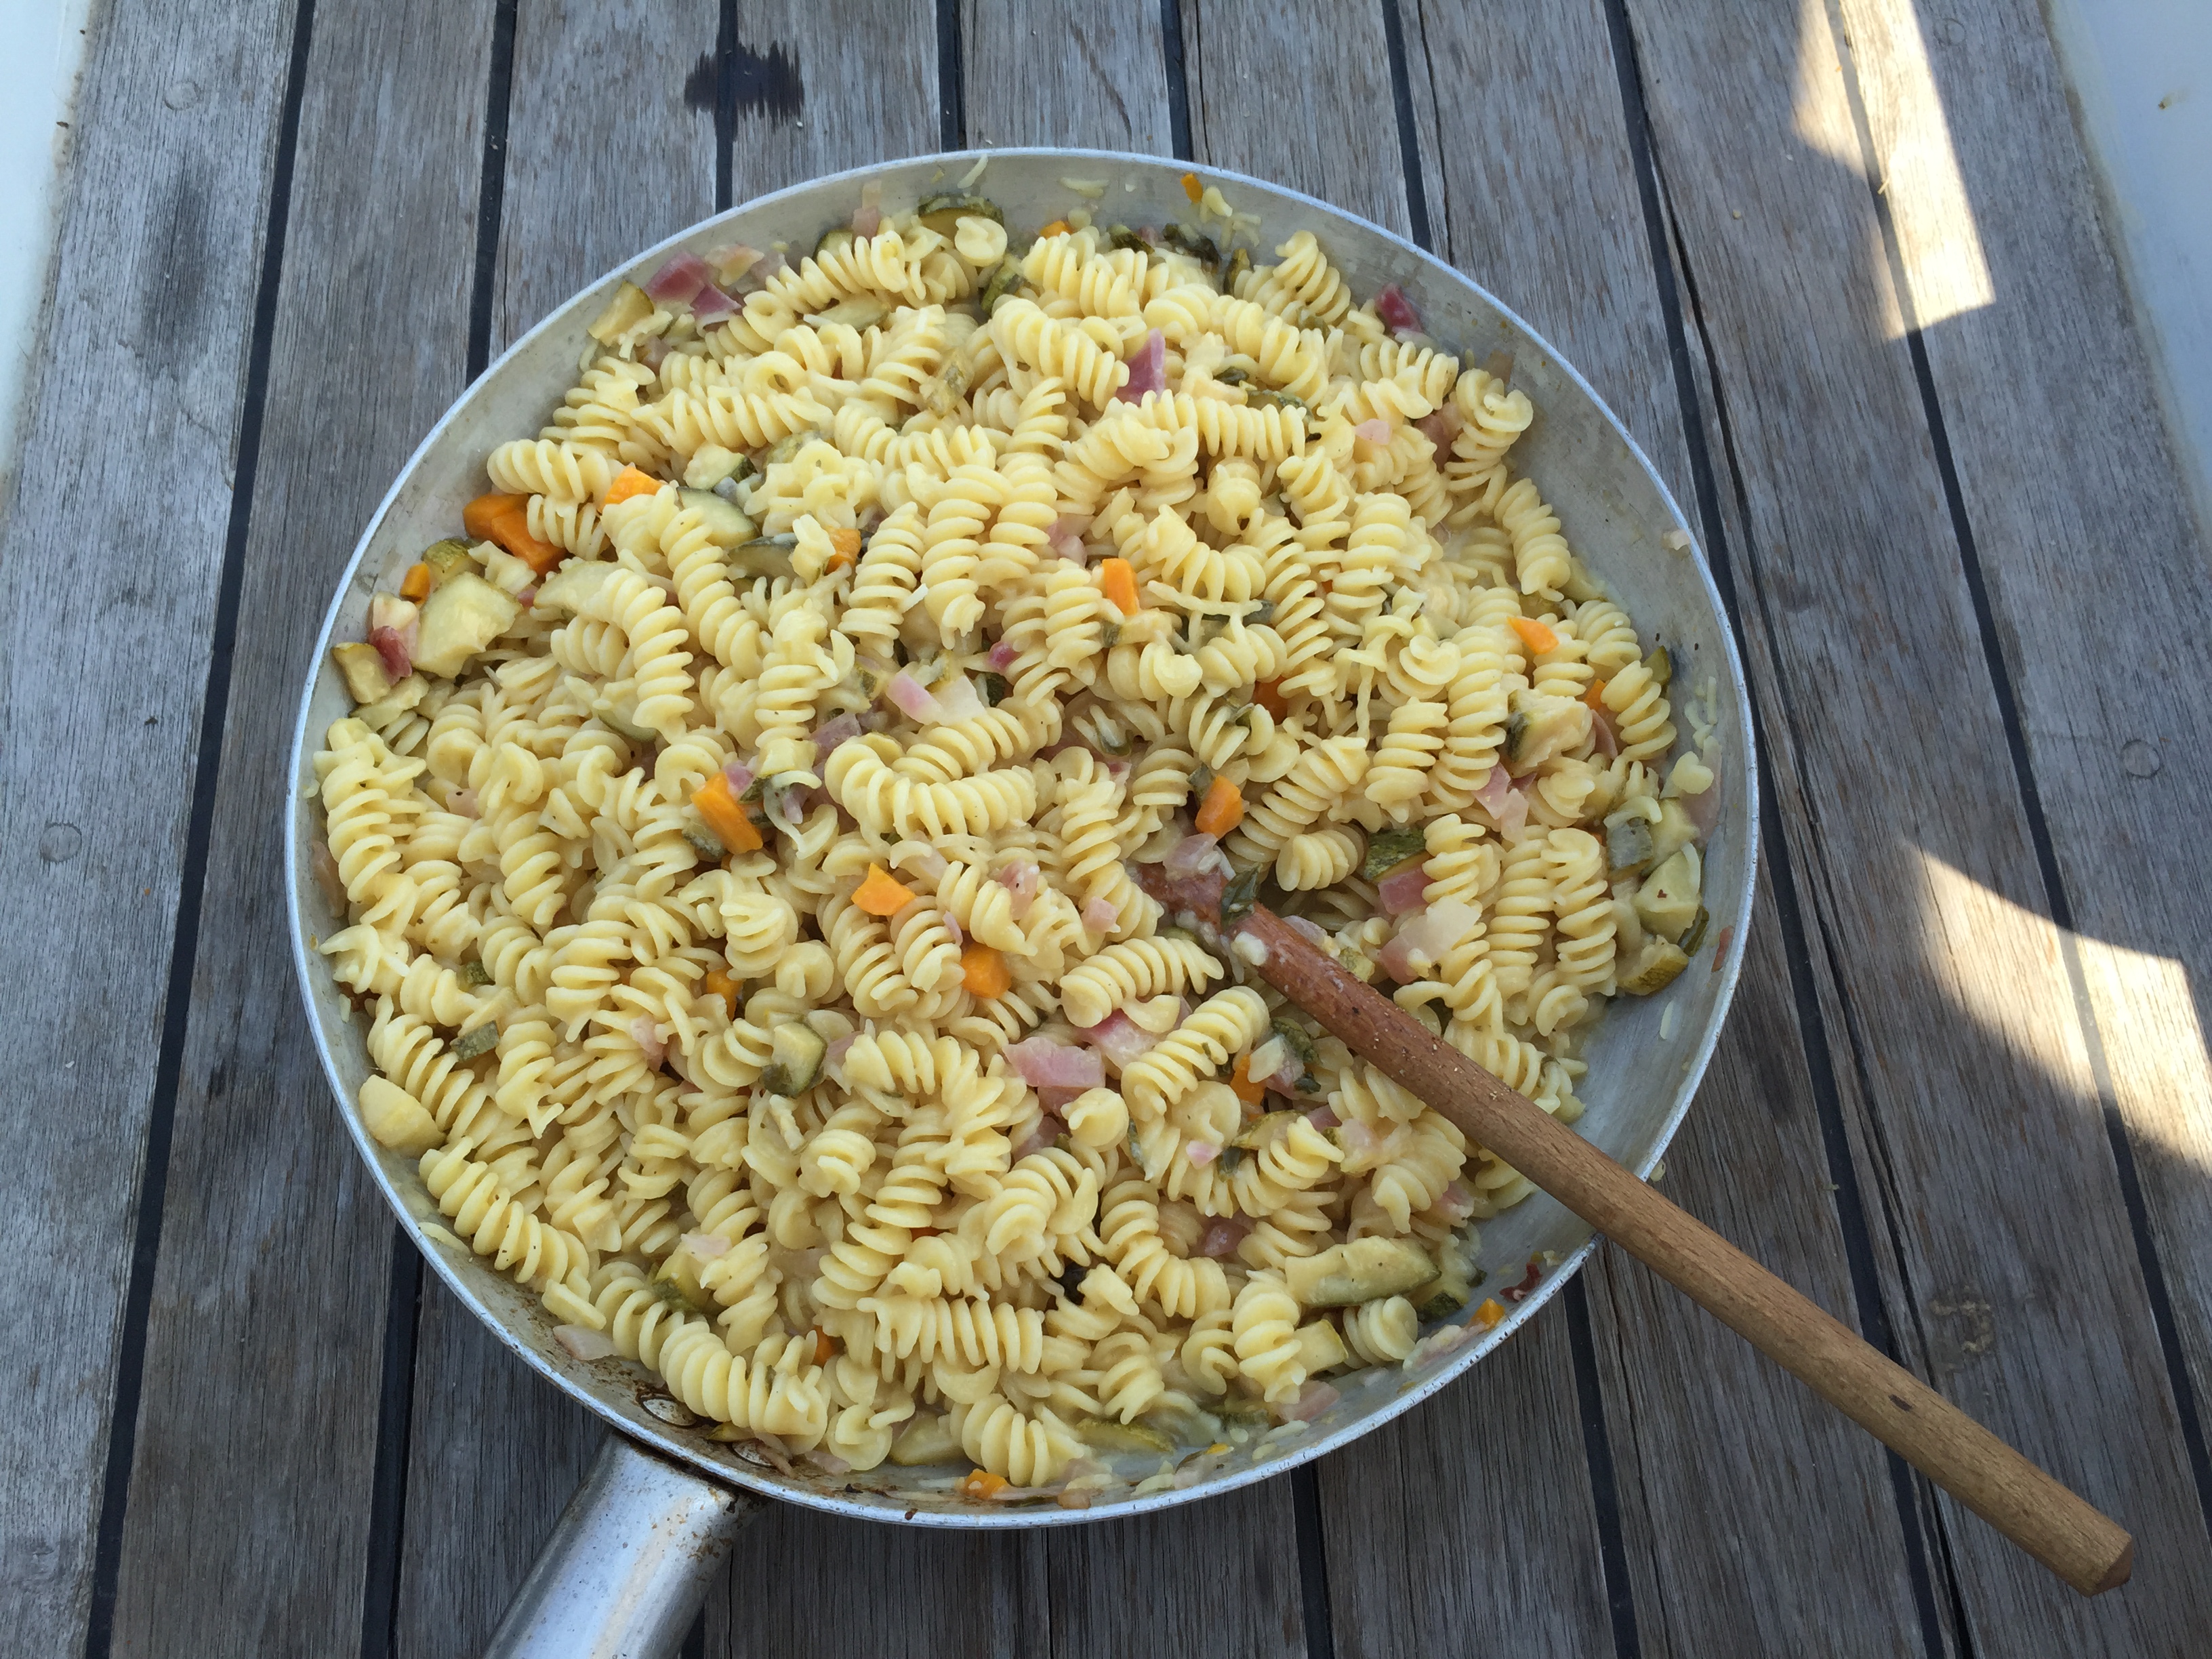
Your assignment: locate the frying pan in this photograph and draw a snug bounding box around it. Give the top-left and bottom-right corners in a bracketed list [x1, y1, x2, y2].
[285, 148, 1758, 1656]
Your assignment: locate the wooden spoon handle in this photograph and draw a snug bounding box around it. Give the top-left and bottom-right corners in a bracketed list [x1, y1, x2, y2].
[1237, 904, 2134, 1597]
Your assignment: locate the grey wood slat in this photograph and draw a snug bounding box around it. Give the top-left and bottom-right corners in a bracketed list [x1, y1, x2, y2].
[952, 17, 1311, 1655]
[1832, 0, 2212, 1492]
[961, 0, 1173, 155]
[391, 5, 723, 1655]
[1620, 0, 2212, 1647]
[731, 0, 941, 201]
[1394, 4, 1943, 1650]
[0, 1, 297, 1648]
[1173, 3, 1636, 1650]
[95, 5, 498, 1656]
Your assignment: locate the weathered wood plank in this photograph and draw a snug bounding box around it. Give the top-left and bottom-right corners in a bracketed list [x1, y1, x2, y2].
[390, 5, 723, 1654]
[1181, 0, 1411, 240]
[0, 1, 295, 1647]
[961, 0, 1172, 155]
[730, 0, 939, 199]
[1395, 4, 1942, 1650]
[954, 17, 1315, 1656]
[98, 5, 497, 1656]
[1622, 0, 2212, 1647]
[1832, 0, 2212, 1496]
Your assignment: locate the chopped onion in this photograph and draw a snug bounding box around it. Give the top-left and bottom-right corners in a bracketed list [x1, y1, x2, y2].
[683, 1230, 731, 1259]
[1306, 1106, 1340, 1131]
[1283, 914, 1332, 949]
[1374, 283, 1421, 333]
[1415, 405, 1462, 447]
[1377, 862, 1431, 916]
[987, 638, 1019, 671]
[708, 243, 762, 286]
[1007, 1038, 1105, 1090]
[723, 760, 756, 796]
[1047, 515, 1090, 560]
[449, 787, 479, 818]
[996, 857, 1040, 918]
[902, 844, 949, 882]
[1246, 1036, 1288, 1086]
[1082, 896, 1120, 933]
[1185, 1141, 1218, 1167]
[1376, 930, 1420, 984]
[310, 839, 346, 911]
[644, 251, 713, 304]
[1683, 754, 1724, 840]
[811, 712, 861, 755]
[1076, 1010, 1153, 1069]
[944, 908, 963, 946]
[851, 192, 882, 239]
[1012, 1114, 1059, 1159]
[631, 1017, 666, 1068]
[1115, 329, 1166, 401]
[1497, 785, 1529, 839]
[1352, 416, 1393, 444]
[554, 1324, 617, 1362]
[1197, 1217, 1251, 1258]
[369, 625, 411, 681]
[1590, 705, 1620, 760]
[747, 1431, 796, 1475]
[825, 1031, 857, 1069]
[638, 335, 671, 371]
[932, 672, 985, 722]
[1336, 1118, 1381, 1162]
[514, 585, 537, 608]
[1437, 1182, 1476, 1223]
[1474, 765, 1513, 816]
[1388, 901, 1482, 978]
[886, 670, 943, 722]
[1164, 831, 1220, 882]
[808, 1450, 853, 1476]
[691, 281, 739, 325]
[1279, 1379, 1341, 1422]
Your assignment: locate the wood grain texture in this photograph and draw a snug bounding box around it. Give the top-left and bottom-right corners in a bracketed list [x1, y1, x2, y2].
[390, 4, 722, 1652]
[1622, 0, 2212, 1645]
[729, 0, 939, 204]
[98, 5, 497, 1656]
[0, 1, 295, 1647]
[1397, 1, 1942, 1647]
[1832, 0, 2212, 1468]
[1181, 0, 1411, 239]
[960, 0, 1172, 155]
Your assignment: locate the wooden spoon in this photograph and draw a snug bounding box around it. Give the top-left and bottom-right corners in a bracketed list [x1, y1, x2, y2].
[1211, 900, 2133, 1597]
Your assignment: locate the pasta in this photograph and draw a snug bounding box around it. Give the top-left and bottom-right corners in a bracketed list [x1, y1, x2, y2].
[312, 180, 1715, 1497]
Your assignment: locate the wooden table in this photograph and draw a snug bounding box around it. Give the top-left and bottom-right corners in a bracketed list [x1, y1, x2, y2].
[9, 2, 2210, 1654]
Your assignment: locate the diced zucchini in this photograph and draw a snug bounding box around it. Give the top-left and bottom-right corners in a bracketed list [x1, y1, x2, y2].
[459, 960, 493, 987]
[890, 1412, 962, 1465]
[815, 225, 855, 258]
[1160, 223, 1220, 268]
[1616, 937, 1689, 996]
[760, 1023, 828, 1098]
[762, 429, 820, 468]
[359, 1076, 441, 1155]
[535, 559, 619, 615]
[413, 571, 523, 678]
[1504, 689, 1584, 771]
[1647, 799, 1698, 867]
[1412, 1256, 1477, 1321]
[916, 192, 1002, 234]
[653, 1252, 712, 1313]
[682, 822, 727, 863]
[1231, 1111, 1300, 1151]
[331, 642, 395, 705]
[1294, 1320, 1349, 1375]
[1644, 644, 1672, 688]
[977, 672, 1008, 707]
[1105, 224, 1149, 255]
[1246, 388, 1304, 413]
[422, 539, 474, 586]
[1078, 1418, 1175, 1455]
[592, 694, 655, 745]
[453, 1020, 499, 1061]
[808, 296, 890, 330]
[1633, 846, 1702, 941]
[979, 258, 1023, 313]
[678, 487, 756, 546]
[358, 674, 427, 728]
[1220, 865, 1261, 925]
[1286, 1238, 1435, 1309]
[586, 280, 655, 345]
[1361, 825, 1427, 882]
[1605, 817, 1655, 876]
[1679, 905, 1711, 956]
[729, 535, 797, 581]
[682, 445, 752, 492]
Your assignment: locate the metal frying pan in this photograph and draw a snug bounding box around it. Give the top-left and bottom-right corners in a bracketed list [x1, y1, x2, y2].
[285, 148, 1758, 1656]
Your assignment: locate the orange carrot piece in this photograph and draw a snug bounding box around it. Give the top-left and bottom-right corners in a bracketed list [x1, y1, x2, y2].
[853, 863, 917, 916]
[703, 968, 738, 1015]
[1099, 557, 1139, 616]
[962, 941, 1010, 998]
[958, 1469, 1010, 1501]
[1181, 171, 1202, 203]
[691, 772, 764, 852]
[812, 1327, 838, 1366]
[1507, 615, 1557, 655]
[1038, 218, 1071, 238]
[602, 465, 660, 507]
[1194, 775, 1244, 837]
[463, 491, 564, 574]
[1252, 678, 1288, 720]
[825, 525, 861, 572]
[399, 562, 432, 602]
[1473, 1297, 1507, 1332]
[1584, 677, 1610, 711]
[1230, 1052, 1267, 1105]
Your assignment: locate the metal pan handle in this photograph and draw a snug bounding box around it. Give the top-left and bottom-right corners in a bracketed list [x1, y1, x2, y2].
[483, 1435, 762, 1658]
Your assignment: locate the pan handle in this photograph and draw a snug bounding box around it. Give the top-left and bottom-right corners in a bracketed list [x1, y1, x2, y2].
[483, 1433, 762, 1658]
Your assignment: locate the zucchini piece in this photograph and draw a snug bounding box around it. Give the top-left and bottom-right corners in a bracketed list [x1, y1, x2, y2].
[979, 257, 1024, 312]
[1287, 1237, 1435, 1309]
[1647, 799, 1698, 867]
[413, 571, 523, 677]
[916, 192, 1002, 234]
[1616, 937, 1689, 996]
[1411, 1233, 1481, 1319]
[977, 671, 1008, 708]
[453, 1020, 499, 1061]
[682, 445, 752, 492]
[1361, 825, 1427, 882]
[647, 1259, 711, 1317]
[759, 1023, 828, 1098]
[762, 428, 821, 468]
[727, 534, 798, 581]
[1633, 846, 1702, 941]
[1679, 905, 1711, 957]
[591, 693, 655, 745]
[1105, 224, 1149, 254]
[421, 538, 474, 586]
[533, 559, 619, 615]
[1224, 247, 1250, 286]
[331, 641, 395, 705]
[1605, 816, 1655, 876]
[1502, 710, 1530, 766]
[358, 1076, 441, 1155]
[890, 1413, 962, 1466]
[1294, 1320, 1349, 1376]
[1220, 865, 1262, 926]
[1246, 388, 1305, 413]
[1231, 1110, 1300, 1151]
[1160, 222, 1220, 268]
[1503, 689, 1585, 771]
[586, 280, 655, 345]
[1644, 644, 1672, 688]
[1214, 365, 1251, 386]
[807, 296, 890, 330]
[815, 224, 855, 258]
[682, 822, 727, 863]
[678, 487, 756, 546]
[1078, 1418, 1176, 1456]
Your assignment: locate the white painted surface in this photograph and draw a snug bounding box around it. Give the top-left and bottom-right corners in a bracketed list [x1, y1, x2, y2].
[0, 0, 94, 501]
[2045, 0, 2212, 542]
